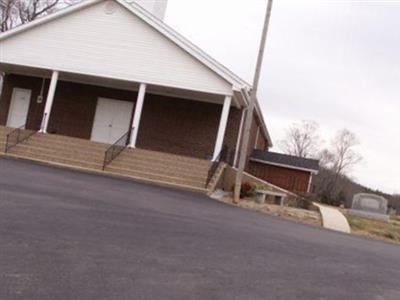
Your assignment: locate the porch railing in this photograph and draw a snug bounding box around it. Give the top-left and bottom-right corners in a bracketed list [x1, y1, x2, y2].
[102, 127, 133, 170]
[5, 124, 37, 153]
[205, 145, 230, 188]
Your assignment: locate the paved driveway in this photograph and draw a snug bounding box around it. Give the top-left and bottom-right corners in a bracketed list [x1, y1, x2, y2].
[0, 157, 399, 300]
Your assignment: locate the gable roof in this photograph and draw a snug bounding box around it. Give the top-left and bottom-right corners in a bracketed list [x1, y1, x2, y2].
[250, 150, 320, 173]
[0, 0, 249, 91]
[0, 0, 273, 144]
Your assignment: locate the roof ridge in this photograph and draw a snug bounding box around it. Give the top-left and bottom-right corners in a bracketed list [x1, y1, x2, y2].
[251, 150, 320, 172]
[264, 151, 320, 162]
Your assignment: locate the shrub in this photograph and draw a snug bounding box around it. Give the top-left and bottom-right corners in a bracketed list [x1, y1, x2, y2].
[240, 182, 256, 198]
[255, 184, 273, 192]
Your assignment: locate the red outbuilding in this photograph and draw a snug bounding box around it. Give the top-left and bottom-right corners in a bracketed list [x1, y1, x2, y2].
[248, 150, 320, 194]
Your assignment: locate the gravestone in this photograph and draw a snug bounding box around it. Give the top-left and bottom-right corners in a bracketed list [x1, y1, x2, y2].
[349, 193, 389, 222]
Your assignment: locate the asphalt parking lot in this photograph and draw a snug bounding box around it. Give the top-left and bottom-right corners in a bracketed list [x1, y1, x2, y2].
[1, 157, 399, 300]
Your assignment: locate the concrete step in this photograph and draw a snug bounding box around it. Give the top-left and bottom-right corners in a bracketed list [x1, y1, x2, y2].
[33, 133, 108, 146]
[113, 155, 211, 173]
[23, 141, 107, 157]
[118, 151, 211, 169]
[3, 130, 213, 193]
[0, 127, 24, 152]
[0, 127, 31, 135]
[107, 160, 208, 182]
[110, 158, 209, 177]
[206, 163, 225, 189]
[28, 135, 108, 151]
[125, 148, 209, 164]
[0, 126, 11, 133]
[15, 143, 105, 163]
[9, 148, 102, 170]
[105, 169, 208, 194]
[4, 149, 208, 194]
[106, 166, 207, 188]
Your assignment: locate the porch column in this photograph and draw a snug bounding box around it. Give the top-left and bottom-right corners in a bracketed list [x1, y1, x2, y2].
[212, 96, 232, 161]
[129, 83, 146, 148]
[307, 174, 314, 193]
[40, 71, 59, 133]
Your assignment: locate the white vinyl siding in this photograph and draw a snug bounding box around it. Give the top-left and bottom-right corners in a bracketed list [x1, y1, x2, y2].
[130, 0, 167, 20]
[0, 1, 232, 95]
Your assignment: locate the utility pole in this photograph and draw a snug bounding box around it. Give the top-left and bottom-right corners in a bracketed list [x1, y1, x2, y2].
[233, 0, 274, 203]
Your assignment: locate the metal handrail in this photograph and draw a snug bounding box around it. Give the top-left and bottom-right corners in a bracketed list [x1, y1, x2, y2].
[5, 124, 37, 153]
[102, 127, 134, 170]
[205, 145, 229, 188]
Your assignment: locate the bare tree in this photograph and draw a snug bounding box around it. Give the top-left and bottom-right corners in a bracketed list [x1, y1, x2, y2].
[315, 129, 363, 205]
[0, 0, 81, 32]
[0, 0, 15, 32]
[0, 0, 80, 90]
[318, 148, 335, 169]
[280, 120, 321, 158]
[326, 129, 362, 176]
[16, 0, 59, 25]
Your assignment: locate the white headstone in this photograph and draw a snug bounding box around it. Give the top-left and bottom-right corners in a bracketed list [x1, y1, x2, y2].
[349, 193, 389, 222]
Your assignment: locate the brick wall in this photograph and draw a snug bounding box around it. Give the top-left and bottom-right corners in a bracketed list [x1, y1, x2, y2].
[137, 94, 221, 158]
[137, 94, 242, 159]
[0, 74, 243, 159]
[247, 116, 259, 156]
[255, 126, 268, 150]
[0, 74, 48, 130]
[222, 107, 243, 163]
[47, 81, 137, 139]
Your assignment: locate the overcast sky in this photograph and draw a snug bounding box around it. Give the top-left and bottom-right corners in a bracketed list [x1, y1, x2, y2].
[165, 0, 400, 195]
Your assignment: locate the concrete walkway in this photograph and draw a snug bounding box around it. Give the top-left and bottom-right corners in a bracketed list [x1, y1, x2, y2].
[314, 203, 351, 233]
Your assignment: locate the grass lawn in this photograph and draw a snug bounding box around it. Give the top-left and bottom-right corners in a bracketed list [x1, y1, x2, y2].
[345, 214, 400, 244]
[219, 197, 322, 227]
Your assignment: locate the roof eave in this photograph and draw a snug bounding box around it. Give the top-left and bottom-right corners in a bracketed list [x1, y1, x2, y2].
[255, 100, 273, 148]
[249, 158, 319, 174]
[116, 0, 249, 89]
[0, 0, 102, 41]
[240, 88, 273, 147]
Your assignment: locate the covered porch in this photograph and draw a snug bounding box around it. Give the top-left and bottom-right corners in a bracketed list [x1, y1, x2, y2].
[0, 65, 244, 161]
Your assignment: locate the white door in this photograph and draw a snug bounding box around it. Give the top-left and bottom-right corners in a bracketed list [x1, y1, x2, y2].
[91, 98, 134, 144]
[6, 88, 32, 128]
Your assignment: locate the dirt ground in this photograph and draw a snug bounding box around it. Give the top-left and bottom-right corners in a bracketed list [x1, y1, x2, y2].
[220, 197, 322, 227]
[218, 195, 400, 245]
